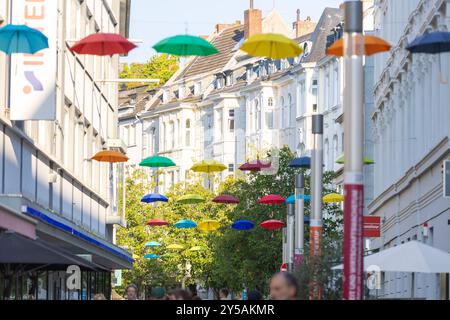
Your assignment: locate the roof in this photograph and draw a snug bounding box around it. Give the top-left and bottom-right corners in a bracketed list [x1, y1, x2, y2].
[304, 7, 343, 63]
[176, 25, 244, 80]
[119, 85, 155, 119]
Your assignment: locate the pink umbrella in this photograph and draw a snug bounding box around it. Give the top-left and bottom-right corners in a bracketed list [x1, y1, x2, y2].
[239, 160, 272, 172]
[70, 33, 137, 56]
[259, 194, 286, 205]
[147, 218, 169, 227]
[260, 220, 285, 231]
[212, 195, 240, 204]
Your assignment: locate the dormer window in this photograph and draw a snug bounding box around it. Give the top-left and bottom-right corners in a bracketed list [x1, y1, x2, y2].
[194, 82, 202, 95]
[225, 71, 233, 87]
[162, 90, 169, 103]
[179, 86, 185, 99]
[216, 74, 225, 90]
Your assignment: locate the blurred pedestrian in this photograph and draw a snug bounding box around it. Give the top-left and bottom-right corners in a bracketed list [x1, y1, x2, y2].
[125, 284, 139, 300]
[93, 293, 106, 300]
[149, 287, 166, 300]
[219, 288, 230, 300]
[167, 289, 192, 300]
[248, 289, 263, 300]
[269, 272, 298, 300]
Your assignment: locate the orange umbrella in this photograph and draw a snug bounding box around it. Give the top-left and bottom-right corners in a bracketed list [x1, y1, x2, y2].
[91, 150, 129, 163]
[327, 35, 391, 57]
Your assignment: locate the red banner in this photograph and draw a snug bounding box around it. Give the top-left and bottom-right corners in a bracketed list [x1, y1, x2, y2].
[363, 216, 381, 238]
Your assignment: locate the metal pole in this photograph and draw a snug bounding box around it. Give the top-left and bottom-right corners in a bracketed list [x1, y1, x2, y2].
[342, 0, 365, 300]
[310, 114, 323, 300]
[294, 174, 305, 265]
[287, 203, 295, 272]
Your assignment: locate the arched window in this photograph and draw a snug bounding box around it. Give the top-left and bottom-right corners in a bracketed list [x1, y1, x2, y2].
[169, 121, 175, 149]
[185, 119, 191, 147]
[281, 97, 286, 128]
[288, 94, 293, 127]
[255, 99, 261, 131]
[162, 123, 167, 151]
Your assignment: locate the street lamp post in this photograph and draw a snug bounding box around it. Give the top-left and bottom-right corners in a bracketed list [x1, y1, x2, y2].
[342, 0, 365, 300]
[294, 174, 305, 266]
[287, 203, 295, 272]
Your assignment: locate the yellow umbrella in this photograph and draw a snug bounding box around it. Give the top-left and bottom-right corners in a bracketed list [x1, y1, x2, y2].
[166, 244, 184, 250]
[198, 220, 220, 232]
[189, 246, 205, 252]
[240, 33, 303, 59]
[335, 154, 375, 165]
[191, 160, 227, 173]
[323, 193, 344, 203]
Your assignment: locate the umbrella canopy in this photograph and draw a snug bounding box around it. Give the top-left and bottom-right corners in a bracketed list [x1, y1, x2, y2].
[91, 150, 129, 163]
[198, 220, 220, 232]
[327, 35, 391, 57]
[177, 194, 205, 204]
[288, 156, 311, 169]
[141, 193, 169, 203]
[140, 155, 176, 168]
[212, 195, 240, 204]
[406, 31, 450, 54]
[259, 194, 286, 205]
[189, 246, 205, 252]
[232, 220, 255, 231]
[153, 34, 219, 57]
[144, 253, 160, 259]
[239, 160, 272, 172]
[147, 218, 169, 227]
[166, 244, 185, 250]
[145, 241, 162, 248]
[335, 154, 374, 165]
[174, 219, 197, 229]
[323, 193, 344, 203]
[70, 33, 136, 56]
[191, 160, 227, 173]
[260, 220, 285, 231]
[0, 24, 49, 54]
[285, 194, 311, 204]
[332, 241, 450, 273]
[240, 33, 303, 59]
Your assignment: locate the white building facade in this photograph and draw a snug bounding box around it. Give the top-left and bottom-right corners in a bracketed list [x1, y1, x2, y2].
[370, 0, 450, 299]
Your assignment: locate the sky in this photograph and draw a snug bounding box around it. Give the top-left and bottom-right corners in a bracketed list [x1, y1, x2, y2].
[122, 0, 343, 63]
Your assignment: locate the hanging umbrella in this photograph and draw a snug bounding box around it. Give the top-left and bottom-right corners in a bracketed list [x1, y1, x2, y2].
[0, 24, 49, 54]
[335, 154, 375, 165]
[285, 194, 311, 204]
[212, 195, 240, 204]
[144, 253, 160, 259]
[198, 220, 220, 232]
[288, 157, 311, 169]
[189, 246, 205, 252]
[174, 220, 197, 229]
[141, 193, 169, 203]
[327, 35, 391, 57]
[145, 241, 162, 248]
[259, 194, 286, 205]
[166, 244, 185, 250]
[191, 160, 227, 173]
[323, 193, 344, 203]
[239, 160, 272, 172]
[147, 218, 169, 227]
[232, 220, 255, 231]
[240, 33, 303, 59]
[140, 155, 176, 168]
[153, 34, 219, 57]
[260, 219, 285, 231]
[177, 194, 205, 204]
[91, 150, 129, 163]
[70, 33, 137, 56]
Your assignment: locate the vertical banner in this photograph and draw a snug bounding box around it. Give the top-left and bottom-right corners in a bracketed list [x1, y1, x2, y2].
[10, 0, 57, 120]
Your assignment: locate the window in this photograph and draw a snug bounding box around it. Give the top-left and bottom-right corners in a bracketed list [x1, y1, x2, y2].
[185, 120, 191, 147]
[288, 94, 293, 127]
[255, 100, 261, 131]
[225, 72, 233, 86]
[332, 135, 338, 165]
[169, 121, 175, 149]
[179, 86, 185, 99]
[324, 139, 329, 168]
[313, 104, 318, 113]
[325, 73, 330, 110]
[228, 109, 235, 132]
[228, 164, 234, 172]
[281, 97, 286, 128]
[194, 82, 202, 95]
[162, 90, 169, 103]
[268, 97, 274, 107]
[266, 111, 274, 129]
[128, 125, 136, 146]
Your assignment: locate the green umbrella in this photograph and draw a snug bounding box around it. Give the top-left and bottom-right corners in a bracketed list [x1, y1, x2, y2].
[177, 194, 205, 204]
[335, 154, 375, 165]
[153, 34, 219, 57]
[140, 155, 176, 168]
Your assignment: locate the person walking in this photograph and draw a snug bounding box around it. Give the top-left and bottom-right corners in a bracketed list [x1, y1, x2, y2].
[269, 272, 299, 300]
[219, 288, 230, 300]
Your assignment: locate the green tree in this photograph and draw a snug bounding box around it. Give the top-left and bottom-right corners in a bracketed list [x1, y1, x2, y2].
[120, 54, 179, 89]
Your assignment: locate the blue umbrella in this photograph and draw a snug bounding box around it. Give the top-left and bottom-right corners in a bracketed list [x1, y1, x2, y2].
[406, 31, 450, 54]
[285, 194, 311, 204]
[289, 157, 311, 169]
[0, 24, 49, 54]
[141, 193, 169, 203]
[144, 253, 160, 259]
[145, 241, 161, 247]
[174, 219, 197, 229]
[232, 220, 255, 231]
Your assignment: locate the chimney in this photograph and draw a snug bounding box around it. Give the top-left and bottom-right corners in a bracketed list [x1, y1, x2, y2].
[216, 21, 241, 33]
[293, 9, 317, 38]
[244, 1, 262, 39]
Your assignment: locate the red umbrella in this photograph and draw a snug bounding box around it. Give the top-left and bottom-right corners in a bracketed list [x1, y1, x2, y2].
[239, 160, 272, 172]
[147, 218, 169, 227]
[70, 33, 137, 56]
[259, 194, 286, 205]
[212, 195, 240, 204]
[260, 220, 285, 231]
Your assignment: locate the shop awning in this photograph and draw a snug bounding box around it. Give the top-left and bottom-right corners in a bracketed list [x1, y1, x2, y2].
[0, 231, 102, 270]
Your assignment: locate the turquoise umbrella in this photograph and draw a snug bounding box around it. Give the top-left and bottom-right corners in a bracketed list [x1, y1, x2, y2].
[285, 194, 311, 204]
[145, 241, 162, 248]
[0, 24, 48, 54]
[174, 220, 197, 229]
[153, 34, 219, 57]
[144, 253, 160, 259]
